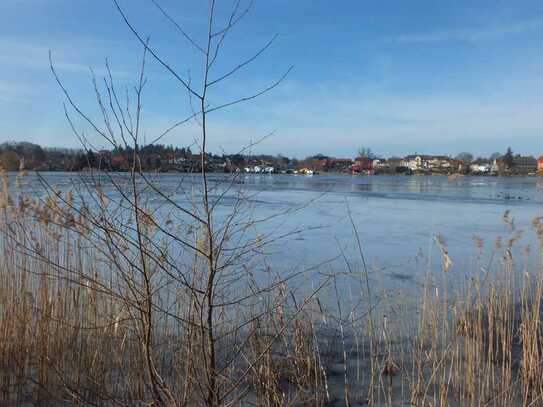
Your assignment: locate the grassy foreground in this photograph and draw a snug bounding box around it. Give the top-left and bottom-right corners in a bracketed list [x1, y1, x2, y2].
[1, 171, 543, 406]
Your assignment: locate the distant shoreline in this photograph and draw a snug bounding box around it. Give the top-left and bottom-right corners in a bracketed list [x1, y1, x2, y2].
[4, 169, 541, 178]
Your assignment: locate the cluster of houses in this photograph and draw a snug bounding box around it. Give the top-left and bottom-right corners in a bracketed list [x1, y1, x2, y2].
[92, 145, 543, 176]
[346, 155, 466, 175]
[242, 155, 351, 174]
[3, 141, 542, 176]
[241, 155, 464, 175]
[224, 153, 543, 176]
[243, 163, 275, 174]
[49, 149, 543, 176]
[289, 153, 543, 176]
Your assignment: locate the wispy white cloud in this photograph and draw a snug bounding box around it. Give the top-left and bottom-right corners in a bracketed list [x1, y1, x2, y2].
[0, 37, 134, 77]
[0, 80, 35, 103]
[393, 19, 543, 44]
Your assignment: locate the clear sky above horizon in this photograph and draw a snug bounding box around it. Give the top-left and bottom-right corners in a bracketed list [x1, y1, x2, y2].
[1, 0, 543, 158]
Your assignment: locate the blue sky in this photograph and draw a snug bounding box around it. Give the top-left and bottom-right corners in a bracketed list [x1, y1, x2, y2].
[1, 0, 543, 158]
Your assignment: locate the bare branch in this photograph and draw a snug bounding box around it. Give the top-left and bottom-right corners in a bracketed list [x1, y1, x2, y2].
[150, 0, 206, 54]
[208, 0, 253, 68]
[112, 0, 202, 100]
[208, 34, 278, 87]
[146, 111, 201, 146]
[50, 51, 116, 148]
[211, 0, 254, 38]
[206, 65, 293, 114]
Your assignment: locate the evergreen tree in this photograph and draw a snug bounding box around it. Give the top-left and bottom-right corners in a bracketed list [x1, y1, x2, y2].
[504, 147, 514, 168]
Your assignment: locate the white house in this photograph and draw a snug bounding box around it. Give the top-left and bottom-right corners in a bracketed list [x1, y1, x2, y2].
[470, 163, 491, 173]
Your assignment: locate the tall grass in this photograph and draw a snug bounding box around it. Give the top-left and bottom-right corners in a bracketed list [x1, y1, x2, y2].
[0, 170, 330, 405]
[1, 170, 543, 406]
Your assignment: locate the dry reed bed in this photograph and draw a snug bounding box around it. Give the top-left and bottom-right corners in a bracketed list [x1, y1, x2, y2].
[1, 170, 543, 406]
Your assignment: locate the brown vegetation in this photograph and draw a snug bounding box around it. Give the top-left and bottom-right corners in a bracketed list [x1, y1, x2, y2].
[1, 169, 543, 406]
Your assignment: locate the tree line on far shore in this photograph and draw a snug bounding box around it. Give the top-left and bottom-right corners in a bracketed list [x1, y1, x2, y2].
[0, 141, 539, 175]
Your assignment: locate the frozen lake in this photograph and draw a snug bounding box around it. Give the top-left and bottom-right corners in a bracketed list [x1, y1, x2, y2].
[11, 172, 543, 300]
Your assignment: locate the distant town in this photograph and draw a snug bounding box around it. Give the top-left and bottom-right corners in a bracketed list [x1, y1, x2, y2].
[1, 141, 542, 176]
